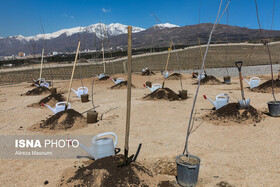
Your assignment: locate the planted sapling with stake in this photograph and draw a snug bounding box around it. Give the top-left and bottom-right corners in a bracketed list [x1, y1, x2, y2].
[255, 0, 280, 116]
[176, 1, 231, 186]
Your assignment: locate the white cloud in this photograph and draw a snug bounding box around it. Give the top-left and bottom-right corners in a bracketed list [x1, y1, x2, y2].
[102, 8, 111, 13]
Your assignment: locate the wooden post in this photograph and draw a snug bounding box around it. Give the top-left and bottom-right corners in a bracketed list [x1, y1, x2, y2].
[124, 26, 132, 162]
[39, 49, 44, 84]
[162, 42, 172, 88]
[164, 42, 173, 73]
[65, 41, 81, 110]
[123, 60, 127, 73]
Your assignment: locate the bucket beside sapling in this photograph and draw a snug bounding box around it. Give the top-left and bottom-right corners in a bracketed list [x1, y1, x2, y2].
[87, 110, 98, 123]
[176, 154, 200, 187]
[267, 101, 280, 117]
[223, 76, 231, 84]
[179, 90, 188, 100]
[81, 94, 89, 103]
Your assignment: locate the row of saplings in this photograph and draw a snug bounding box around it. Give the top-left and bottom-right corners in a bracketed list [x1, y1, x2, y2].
[22, 64, 279, 186]
[140, 62, 280, 186]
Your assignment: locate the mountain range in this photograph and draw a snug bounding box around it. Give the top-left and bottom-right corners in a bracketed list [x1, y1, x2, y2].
[0, 22, 279, 56]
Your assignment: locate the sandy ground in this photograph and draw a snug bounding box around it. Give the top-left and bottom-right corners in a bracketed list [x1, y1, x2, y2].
[0, 73, 279, 186]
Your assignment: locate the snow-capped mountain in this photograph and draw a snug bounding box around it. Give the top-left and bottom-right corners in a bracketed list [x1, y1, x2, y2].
[7, 23, 145, 42]
[0, 22, 181, 56]
[2, 23, 179, 42]
[86, 23, 145, 38]
[153, 23, 180, 29]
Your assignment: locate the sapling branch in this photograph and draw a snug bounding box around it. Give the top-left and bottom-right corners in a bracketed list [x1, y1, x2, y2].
[183, 0, 231, 155]
[255, 0, 277, 102]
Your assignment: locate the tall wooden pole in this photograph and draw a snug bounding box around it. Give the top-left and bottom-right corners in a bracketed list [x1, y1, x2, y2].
[65, 41, 81, 110]
[162, 42, 172, 88]
[39, 49, 44, 84]
[124, 26, 132, 163]
[164, 42, 173, 73]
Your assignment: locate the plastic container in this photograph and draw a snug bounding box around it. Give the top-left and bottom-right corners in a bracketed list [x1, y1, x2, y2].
[179, 90, 188, 100]
[223, 76, 231, 84]
[175, 154, 200, 187]
[81, 94, 89, 103]
[87, 111, 98, 123]
[267, 101, 280, 117]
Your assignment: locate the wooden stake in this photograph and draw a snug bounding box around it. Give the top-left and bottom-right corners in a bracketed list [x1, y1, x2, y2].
[39, 49, 44, 84]
[124, 26, 132, 161]
[123, 61, 127, 73]
[164, 42, 173, 73]
[162, 42, 172, 88]
[65, 41, 81, 110]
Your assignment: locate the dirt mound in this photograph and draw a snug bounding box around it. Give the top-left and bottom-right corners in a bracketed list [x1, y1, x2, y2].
[98, 75, 110, 80]
[144, 88, 179, 101]
[60, 155, 156, 186]
[110, 81, 135, 89]
[31, 109, 87, 131]
[205, 103, 263, 125]
[194, 75, 222, 85]
[29, 93, 66, 108]
[166, 73, 183, 80]
[216, 181, 235, 187]
[153, 157, 177, 176]
[158, 181, 177, 187]
[23, 87, 50, 96]
[251, 79, 280, 93]
[142, 69, 155, 76]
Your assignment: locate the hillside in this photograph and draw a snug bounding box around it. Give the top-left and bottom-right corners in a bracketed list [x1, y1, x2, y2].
[1, 23, 280, 56]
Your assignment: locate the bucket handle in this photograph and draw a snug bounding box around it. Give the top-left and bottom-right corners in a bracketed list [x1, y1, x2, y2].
[92, 132, 118, 148]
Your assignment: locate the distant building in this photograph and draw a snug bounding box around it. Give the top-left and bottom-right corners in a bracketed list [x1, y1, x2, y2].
[3, 55, 15, 60]
[52, 51, 58, 56]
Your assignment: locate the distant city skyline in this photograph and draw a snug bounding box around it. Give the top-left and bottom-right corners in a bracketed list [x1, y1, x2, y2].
[0, 0, 278, 37]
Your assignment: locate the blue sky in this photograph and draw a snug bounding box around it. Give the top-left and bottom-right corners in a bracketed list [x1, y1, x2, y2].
[0, 0, 278, 37]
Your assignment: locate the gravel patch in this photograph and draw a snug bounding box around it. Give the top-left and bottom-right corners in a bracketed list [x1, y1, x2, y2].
[178, 64, 280, 77]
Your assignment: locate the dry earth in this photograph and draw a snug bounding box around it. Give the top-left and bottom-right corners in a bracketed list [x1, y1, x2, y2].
[0, 73, 279, 186]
